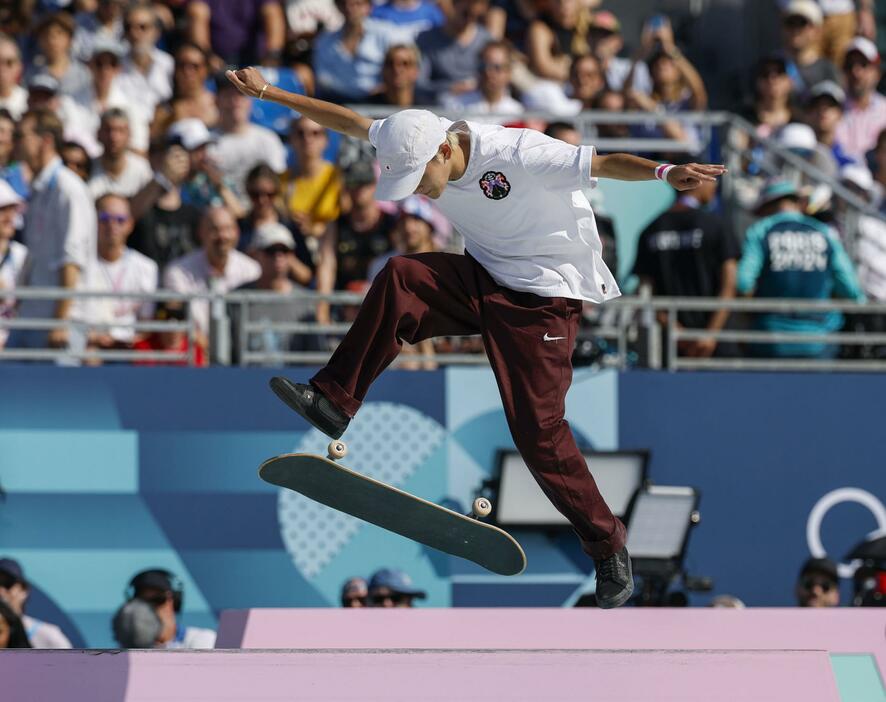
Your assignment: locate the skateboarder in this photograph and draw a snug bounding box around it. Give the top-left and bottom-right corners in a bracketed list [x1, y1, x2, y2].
[226, 67, 726, 609]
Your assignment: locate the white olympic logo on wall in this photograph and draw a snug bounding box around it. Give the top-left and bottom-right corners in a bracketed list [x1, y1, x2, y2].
[806, 487, 886, 579]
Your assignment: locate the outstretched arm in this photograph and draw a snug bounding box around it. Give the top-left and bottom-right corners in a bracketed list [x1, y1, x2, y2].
[592, 153, 726, 191]
[226, 67, 373, 141]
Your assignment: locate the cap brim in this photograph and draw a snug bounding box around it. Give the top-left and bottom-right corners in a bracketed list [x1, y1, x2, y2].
[375, 167, 425, 202]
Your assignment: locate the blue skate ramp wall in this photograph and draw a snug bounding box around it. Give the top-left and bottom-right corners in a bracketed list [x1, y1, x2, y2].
[0, 366, 883, 646]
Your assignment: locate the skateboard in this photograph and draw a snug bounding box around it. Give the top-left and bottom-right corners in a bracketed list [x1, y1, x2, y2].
[259, 441, 527, 576]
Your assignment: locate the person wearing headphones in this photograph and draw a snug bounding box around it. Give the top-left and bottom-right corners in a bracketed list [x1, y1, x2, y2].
[112, 568, 216, 649]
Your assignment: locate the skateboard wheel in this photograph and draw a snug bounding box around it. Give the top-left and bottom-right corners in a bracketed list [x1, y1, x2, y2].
[327, 441, 347, 460]
[472, 497, 492, 518]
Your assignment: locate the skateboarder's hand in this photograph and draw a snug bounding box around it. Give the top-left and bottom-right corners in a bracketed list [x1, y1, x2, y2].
[667, 163, 727, 190]
[226, 67, 270, 99]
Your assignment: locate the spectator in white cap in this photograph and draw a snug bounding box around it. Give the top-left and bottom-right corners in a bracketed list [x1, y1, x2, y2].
[73, 36, 151, 153]
[777, 0, 877, 65]
[89, 108, 155, 199]
[0, 179, 25, 349]
[0, 35, 26, 120]
[226, 64, 727, 609]
[442, 40, 523, 118]
[780, 0, 841, 103]
[806, 80, 855, 167]
[776, 121, 838, 178]
[838, 163, 886, 302]
[229, 221, 315, 364]
[169, 118, 245, 219]
[835, 36, 886, 162]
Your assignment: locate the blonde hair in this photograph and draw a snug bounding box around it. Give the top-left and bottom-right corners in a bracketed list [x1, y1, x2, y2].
[445, 131, 460, 149]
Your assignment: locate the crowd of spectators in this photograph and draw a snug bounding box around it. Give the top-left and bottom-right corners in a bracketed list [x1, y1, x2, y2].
[0, 0, 882, 365]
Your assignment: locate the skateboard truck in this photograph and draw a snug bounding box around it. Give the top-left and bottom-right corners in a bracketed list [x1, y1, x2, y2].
[470, 497, 492, 520]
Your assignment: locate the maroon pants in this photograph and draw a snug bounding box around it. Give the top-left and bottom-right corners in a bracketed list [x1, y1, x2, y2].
[312, 252, 626, 560]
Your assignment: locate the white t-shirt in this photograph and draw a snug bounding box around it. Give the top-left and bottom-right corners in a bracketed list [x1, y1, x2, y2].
[78, 248, 159, 342]
[369, 118, 620, 303]
[89, 153, 155, 199]
[0, 239, 28, 348]
[210, 124, 288, 202]
[163, 249, 261, 334]
[22, 615, 73, 649]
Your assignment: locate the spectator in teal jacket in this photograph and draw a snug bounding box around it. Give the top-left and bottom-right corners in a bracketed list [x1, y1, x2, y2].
[737, 179, 864, 358]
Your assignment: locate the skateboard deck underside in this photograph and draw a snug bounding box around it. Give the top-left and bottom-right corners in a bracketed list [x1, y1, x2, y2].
[260, 454, 526, 576]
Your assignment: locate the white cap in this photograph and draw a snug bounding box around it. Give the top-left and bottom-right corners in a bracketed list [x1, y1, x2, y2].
[840, 163, 874, 192]
[844, 36, 880, 64]
[167, 118, 213, 151]
[369, 110, 448, 201]
[777, 122, 817, 151]
[809, 80, 846, 105]
[252, 221, 295, 250]
[784, 0, 823, 26]
[0, 179, 23, 209]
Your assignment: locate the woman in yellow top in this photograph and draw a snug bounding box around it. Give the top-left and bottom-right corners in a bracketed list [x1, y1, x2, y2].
[280, 116, 342, 239]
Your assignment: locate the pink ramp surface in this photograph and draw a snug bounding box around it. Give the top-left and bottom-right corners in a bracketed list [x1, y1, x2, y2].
[218, 608, 886, 674]
[0, 649, 840, 702]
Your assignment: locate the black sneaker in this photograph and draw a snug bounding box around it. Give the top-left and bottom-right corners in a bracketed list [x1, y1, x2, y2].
[594, 546, 634, 609]
[269, 377, 350, 439]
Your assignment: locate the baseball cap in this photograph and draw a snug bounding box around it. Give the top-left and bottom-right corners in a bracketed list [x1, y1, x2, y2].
[167, 118, 213, 150]
[0, 557, 25, 584]
[252, 221, 295, 251]
[799, 557, 839, 581]
[369, 110, 448, 201]
[399, 196, 434, 226]
[341, 577, 368, 599]
[844, 36, 880, 65]
[777, 122, 817, 152]
[808, 80, 846, 106]
[112, 599, 162, 648]
[840, 163, 875, 192]
[90, 36, 126, 60]
[589, 10, 621, 34]
[754, 179, 800, 212]
[0, 180, 24, 209]
[368, 568, 427, 598]
[27, 73, 60, 94]
[784, 0, 823, 26]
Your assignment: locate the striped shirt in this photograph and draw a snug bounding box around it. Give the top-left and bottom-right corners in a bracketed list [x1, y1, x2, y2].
[834, 92, 886, 162]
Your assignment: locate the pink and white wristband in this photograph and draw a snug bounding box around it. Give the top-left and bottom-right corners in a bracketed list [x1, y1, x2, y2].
[654, 164, 675, 183]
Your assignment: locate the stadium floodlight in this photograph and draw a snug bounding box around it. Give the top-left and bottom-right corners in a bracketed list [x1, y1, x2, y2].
[491, 450, 648, 527]
[626, 485, 701, 578]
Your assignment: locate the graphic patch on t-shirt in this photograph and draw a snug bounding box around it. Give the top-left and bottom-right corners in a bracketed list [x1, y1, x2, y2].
[479, 171, 511, 200]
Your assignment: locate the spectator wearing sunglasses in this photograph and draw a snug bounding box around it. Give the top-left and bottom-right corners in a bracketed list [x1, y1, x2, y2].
[365, 44, 434, 107]
[119, 2, 174, 113]
[367, 568, 426, 607]
[796, 557, 840, 607]
[77, 194, 158, 355]
[442, 40, 523, 117]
